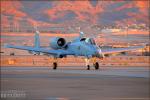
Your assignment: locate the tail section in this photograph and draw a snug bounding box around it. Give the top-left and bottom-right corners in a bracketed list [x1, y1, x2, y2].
[34, 29, 40, 48]
[72, 27, 85, 42]
[78, 27, 84, 38]
[79, 31, 84, 38]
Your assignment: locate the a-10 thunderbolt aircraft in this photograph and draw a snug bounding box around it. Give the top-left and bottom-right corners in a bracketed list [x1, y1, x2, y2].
[4, 29, 144, 70]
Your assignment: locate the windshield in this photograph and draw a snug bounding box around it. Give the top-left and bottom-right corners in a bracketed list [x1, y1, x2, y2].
[80, 38, 96, 45]
[90, 38, 96, 45]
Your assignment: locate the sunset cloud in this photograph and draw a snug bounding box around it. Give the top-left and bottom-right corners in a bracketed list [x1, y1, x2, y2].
[1, 1, 27, 17]
[135, 1, 149, 16]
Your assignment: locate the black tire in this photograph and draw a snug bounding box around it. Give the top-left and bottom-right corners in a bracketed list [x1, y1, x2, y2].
[94, 62, 99, 70]
[53, 62, 57, 70]
[87, 65, 90, 70]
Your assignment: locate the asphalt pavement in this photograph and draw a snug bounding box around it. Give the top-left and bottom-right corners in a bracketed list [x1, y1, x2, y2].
[1, 66, 150, 100]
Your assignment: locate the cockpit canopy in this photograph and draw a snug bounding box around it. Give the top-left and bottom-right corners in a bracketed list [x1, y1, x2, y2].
[80, 38, 96, 45]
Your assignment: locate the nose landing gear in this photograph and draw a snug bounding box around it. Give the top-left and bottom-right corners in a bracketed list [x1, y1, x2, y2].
[85, 58, 90, 70]
[85, 58, 100, 70]
[87, 65, 90, 70]
[93, 62, 99, 70]
[92, 57, 99, 70]
[53, 62, 57, 70]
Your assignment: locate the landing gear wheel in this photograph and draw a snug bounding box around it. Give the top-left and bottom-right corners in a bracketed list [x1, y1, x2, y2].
[53, 62, 57, 70]
[94, 62, 99, 70]
[87, 65, 90, 70]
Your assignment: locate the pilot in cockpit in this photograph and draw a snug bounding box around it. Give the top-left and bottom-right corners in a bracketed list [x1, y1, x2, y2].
[85, 38, 96, 45]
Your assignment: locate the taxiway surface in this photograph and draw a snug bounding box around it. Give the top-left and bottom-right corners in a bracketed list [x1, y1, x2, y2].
[1, 66, 150, 100]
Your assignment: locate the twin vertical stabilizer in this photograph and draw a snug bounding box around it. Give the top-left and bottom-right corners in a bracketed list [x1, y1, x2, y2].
[79, 31, 84, 38]
[34, 30, 40, 48]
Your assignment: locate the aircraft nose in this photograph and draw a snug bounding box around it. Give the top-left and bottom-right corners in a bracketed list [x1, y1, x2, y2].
[97, 49, 104, 58]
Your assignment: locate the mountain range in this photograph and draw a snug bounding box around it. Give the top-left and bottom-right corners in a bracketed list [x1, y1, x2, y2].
[1, 0, 149, 29]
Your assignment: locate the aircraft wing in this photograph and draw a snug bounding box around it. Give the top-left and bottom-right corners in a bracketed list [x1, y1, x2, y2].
[4, 44, 73, 55]
[101, 46, 144, 55]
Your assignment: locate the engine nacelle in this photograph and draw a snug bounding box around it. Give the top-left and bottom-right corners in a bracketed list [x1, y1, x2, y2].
[50, 37, 66, 49]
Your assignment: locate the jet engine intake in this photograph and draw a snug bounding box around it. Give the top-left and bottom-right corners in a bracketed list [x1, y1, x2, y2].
[50, 37, 66, 49]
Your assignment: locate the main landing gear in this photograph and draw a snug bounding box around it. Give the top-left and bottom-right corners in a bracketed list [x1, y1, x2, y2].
[52, 57, 99, 70]
[93, 62, 99, 70]
[53, 62, 57, 70]
[85, 58, 99, 70]
[85, 58, 90, 70]
[53, 58, 58, 70]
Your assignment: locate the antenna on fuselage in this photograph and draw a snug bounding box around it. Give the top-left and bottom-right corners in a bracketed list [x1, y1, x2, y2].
[34, 26, 40, 48]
